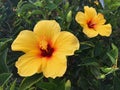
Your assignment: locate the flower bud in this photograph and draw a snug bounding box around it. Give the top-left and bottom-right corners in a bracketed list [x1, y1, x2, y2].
[64, 1, 69, 10]
[66, 10, 72, 23]
[100, 74, 106, 79]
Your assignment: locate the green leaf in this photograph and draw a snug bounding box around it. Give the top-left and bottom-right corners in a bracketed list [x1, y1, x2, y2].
[36, 78, 65, 90]
[78, 76, 90, 90]
[0, 86, 3, 90]
[0, 38, 12, 52]
[111, 43, 118, 58]
[0, 73, 12, 86]
[101, 67, 113, 73]
[111, 2, 120, 9]
[19, 74, 43, 90]
[33, 0, 43, 7]
[107, 52, 116, 64]
[36, 81, 57, 90]
[17, 3, 36, 17]
[45, 2, 57, 11]
[113, 76, 120, 90]
[94, 42, 104, 57]
[0, 39, 12, 73]
[78, 58, 99, 67]
[80, 41, 95, 51]
[31, 10, 42, 15]
[65, 80, 71, 90]
[104, 0, 120, 10]
[78, 62, 99, 67]
[0, 48, 9, 73]
[10, 79, 17, 90]
[90, 66, 102, 79]
[107, 43, 118, 64]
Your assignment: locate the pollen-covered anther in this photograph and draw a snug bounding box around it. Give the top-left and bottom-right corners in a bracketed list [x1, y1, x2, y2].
[40, 44, 54, 58]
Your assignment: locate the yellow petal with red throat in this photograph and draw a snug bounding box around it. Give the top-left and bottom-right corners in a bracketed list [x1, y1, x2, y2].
[84, 6, 97, 19]
[96, 24, 112, 36]
[33, 20, 61, 45]
[12, 20, 80, 78]
[75, 12, 86, 27]
[42, 54, 67, 78]
[54, 31, 79, 56]
[15, 52, 42, 77]
[75, 6, 112, 38]
[83, 28, 98, 38]
[11, 30, 39, 53]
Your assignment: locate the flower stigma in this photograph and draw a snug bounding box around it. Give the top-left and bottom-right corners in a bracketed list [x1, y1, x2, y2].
[39, 40, 54, 58]
[87, 20, 96, 29]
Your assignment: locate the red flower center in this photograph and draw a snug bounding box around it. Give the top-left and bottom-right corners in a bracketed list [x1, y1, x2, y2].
[40, 44, 54, 57]
[87, 20, 96, 29]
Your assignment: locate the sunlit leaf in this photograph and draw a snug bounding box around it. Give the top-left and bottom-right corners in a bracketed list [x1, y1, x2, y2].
[0, 86, 3, 90]
[10, 79, 17, 90]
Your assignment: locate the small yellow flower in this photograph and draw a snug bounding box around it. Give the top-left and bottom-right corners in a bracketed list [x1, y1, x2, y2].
[75, 6, 112, 38]
[11, 20, 80, 78]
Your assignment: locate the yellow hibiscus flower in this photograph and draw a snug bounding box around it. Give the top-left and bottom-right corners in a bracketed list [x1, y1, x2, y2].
[75, 6, 112, 38]
[11, 20, 80, 78]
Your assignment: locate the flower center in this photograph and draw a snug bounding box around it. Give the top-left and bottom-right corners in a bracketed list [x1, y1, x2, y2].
[87, 20, 96, 29]
[39, 40, 54, 58]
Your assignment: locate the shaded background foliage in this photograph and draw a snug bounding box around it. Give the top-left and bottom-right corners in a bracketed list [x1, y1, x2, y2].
[0, 0, 120, 90]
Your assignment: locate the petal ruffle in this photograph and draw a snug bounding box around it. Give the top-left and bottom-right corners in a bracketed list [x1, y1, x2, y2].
[84, 6, 97, 19]
[96, 24, 112, 36]
[75, 12, 86, 27]
[16, 52, 42, 77]
[97, 13, 106, 25]
[83, 28, 98, 38]
[43, 54, 67, 78]
[11, 30, 39, 53]
[92, 13, 106, 25]
[33, 20, 61, 44]
[54, 31, 80, 55]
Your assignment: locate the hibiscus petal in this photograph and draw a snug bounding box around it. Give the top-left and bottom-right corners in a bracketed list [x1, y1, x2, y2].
[83, 28, 98, 38]
[97, 13, 106, 24]
[84, 6, 97, 19]
[96, 24, 112, 36]
[15, 52, 42, 77]
[43, 54, 67, 78]
[54, 31, 80, 55]
[33, 20, 61, 44]
[11, 30, 39, 53]
[92, 13, 106, 25]
[75, 12, 86, 27]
